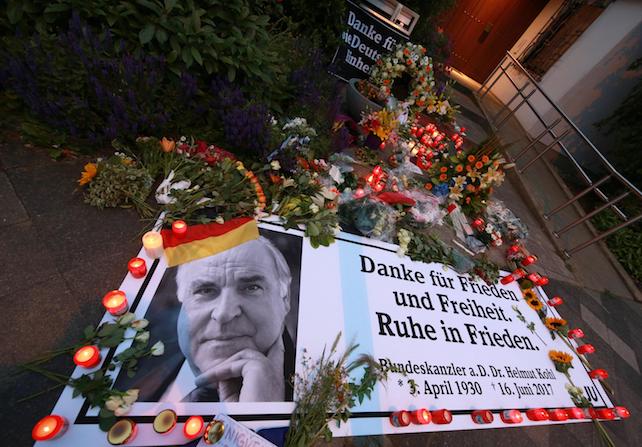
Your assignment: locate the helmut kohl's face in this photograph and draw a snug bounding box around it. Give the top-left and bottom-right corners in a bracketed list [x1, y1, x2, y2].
[176, 240, 289, 374]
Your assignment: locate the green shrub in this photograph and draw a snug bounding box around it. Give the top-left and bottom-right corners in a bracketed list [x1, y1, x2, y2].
[592, 210, 642, 283]
[3, 0, 282, 85]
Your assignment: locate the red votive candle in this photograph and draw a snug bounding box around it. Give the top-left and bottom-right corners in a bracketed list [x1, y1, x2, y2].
[548, 296, 564, 307]
[472, 218, 485, 230]
[577, 344, 595, 355]
[513, 268, 527, 278]
[568, 328, 584, 339]
[390, 410, 411, 427]
[527, 272, 542, 283]
[172, 220, 187, 237]
[500, 409, 523, 424]
[410, 408, 431, 425]
[526, 408, 549, 421]
[566, 407, 586, 419]
[521, 255, 537, 266]
[501, 274, 515, 285]
[614, 406, 630, 419]
[73, 345, 101, 368]
[102, 290, 129, 316]
[183, 416, 204, 439]
[548, 409, 568, 421]
[471, 410, 494, 424]
[354, 188, 366, 199]
[508, 244, 521, 254]
[127, 258, 147, 278]
[32, 415, 68, 441]
[536, 276, 549, 286]
[431, 409, 452, 424]
[589, 369, 608, 380]
[594, 408, 616, 420]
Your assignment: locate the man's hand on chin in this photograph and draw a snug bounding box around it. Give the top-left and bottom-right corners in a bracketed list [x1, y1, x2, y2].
[194, 348, 284, 402]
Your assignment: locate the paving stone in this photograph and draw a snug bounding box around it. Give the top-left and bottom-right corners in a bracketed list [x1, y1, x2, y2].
[0, 141, 53, 169]
[0, 221, 60, 296]
[0, 170, 29, 227]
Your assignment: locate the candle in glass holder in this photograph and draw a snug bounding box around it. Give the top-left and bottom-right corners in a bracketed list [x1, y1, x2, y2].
[536, 276, 549, 286]
[500, 410, 522, 424]
[589, 369, 608, 380]
[471, 410, 494, 424]
[472, 218, 485, 231]
[410, 409, 431, 425]
[73, 345, 101, 368]
[568, 328, 584, 339]
[548, 409, 568, 421]
[204, 420, 225, 444]
[614, 406, 630, 419]
[500, 274, 515, 285]
[431, 409, 452, 424]
[507, 244, 521, 255]
[526, 408, 548, 421]
[594, 408, 616, 420]
[183, 416, 204, 439]
[521, 255, 537, 266]
[548, 296, 564, 307]
[172, 220, 187, 237]
[153, 409, 177, 435]
[32, 415, 68, 441]
[566, 408, 586, 419]
[102, 290, 128, 316]
[577, 344, 595, 355]
[389, 410, 411, 427]
[127, 258, 147, 278]
[142, 231, 164, 259]
[527, 272, 542, 283]
[513, 268, 527, 278]
[107, 419, 137, 445]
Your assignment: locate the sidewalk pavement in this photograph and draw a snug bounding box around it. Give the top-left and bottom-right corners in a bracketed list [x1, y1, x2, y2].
[1, 127, 640, 446]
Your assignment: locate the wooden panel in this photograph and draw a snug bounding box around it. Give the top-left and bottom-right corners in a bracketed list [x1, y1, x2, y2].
[440, 0, 549, 82]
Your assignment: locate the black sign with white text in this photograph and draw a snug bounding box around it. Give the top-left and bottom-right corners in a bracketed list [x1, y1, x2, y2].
[330, 0, 409, 81]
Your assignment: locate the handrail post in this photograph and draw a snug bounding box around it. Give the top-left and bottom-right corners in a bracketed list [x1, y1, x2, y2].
[544, 175, 612, 219]
[565, 213, 642, 256]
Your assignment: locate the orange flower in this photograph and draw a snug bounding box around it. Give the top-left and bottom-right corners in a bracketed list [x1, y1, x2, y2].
[475, 161, 483, 169]
[481, 155, 490, 163]
[383, 79, 391, 85]
[467, 155, 476, 163]
[78, 163, 97, 185]
[466, 184, 475, 192]
[160, 137, 175, 153]
[439, 173, 448, 181]
[269, 173, 282, 185]
[465, 196, 471, 204]
[455, 164, 463, 172]
[416, 99, 425, 107]
[465, 165, 472, 172]
[403, 48, 410, 55]
[440, 166, 448, 173]
[424, 183, 433, 190]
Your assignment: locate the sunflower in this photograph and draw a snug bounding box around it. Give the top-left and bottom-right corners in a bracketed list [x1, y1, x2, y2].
[544, 317, 567, 332]
[526, 297, 543, 311]
[78, 163, 97, 185]
[522, 289, 537, 301]
[549, 350, 573, 364]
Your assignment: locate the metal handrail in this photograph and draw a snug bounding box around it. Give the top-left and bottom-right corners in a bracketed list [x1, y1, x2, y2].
[475, 51, 642, 257]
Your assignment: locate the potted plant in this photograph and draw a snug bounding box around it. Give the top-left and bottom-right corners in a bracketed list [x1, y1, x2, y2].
[345, 78, 384, 121]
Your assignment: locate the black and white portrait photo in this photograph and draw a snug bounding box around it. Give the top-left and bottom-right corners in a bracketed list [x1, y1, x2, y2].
[114, 227, 302, 403]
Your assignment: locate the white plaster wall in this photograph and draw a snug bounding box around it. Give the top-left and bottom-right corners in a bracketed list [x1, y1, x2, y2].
[488, 0, 642, 141]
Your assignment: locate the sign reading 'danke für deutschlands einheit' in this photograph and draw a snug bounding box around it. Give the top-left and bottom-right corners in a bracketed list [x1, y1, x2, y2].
[330, 0, 409, 81]
[40, 222, 612, 446]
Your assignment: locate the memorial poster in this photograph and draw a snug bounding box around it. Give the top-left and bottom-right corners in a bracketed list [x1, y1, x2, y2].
[39, 221, 612, 446]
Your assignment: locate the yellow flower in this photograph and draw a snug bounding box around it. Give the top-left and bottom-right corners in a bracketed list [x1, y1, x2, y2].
[160, 137, 175, 153]
[526, 297, 543, 311]
[522, 289, 537, 301]
[78, 163, 97, 185]
[549, 350, 573, 364]
[544, 317, 567, 331]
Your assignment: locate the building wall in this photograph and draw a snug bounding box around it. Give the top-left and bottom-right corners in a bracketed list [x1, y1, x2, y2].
[488, 0, 642, 162]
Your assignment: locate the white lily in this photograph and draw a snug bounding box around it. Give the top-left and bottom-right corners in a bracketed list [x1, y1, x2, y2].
[131, 319, 148, 331]
[151, 341, 165, 356]
[135, 331, 150, 343]
[155, 170, 191, 205]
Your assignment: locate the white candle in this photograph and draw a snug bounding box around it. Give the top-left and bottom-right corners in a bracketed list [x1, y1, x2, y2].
[142, 231, 164, 259]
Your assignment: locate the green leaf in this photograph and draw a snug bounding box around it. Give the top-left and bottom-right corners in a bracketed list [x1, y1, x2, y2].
[164, 0, 177, 12]
[44, 3, 71, 14]
[227, 65, 236, 82]
[155, 28, 168, 43]
[83, 325, 95, 339]
[167, 49, 178, 63]
[139, 24, 156, 45]
[181, 46, 193, 67]
[7, 1, 23, 24]
[191, 47, 202, 66]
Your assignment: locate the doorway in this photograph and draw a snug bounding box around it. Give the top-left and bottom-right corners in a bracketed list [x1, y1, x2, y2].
[440, 0, 549, 82]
